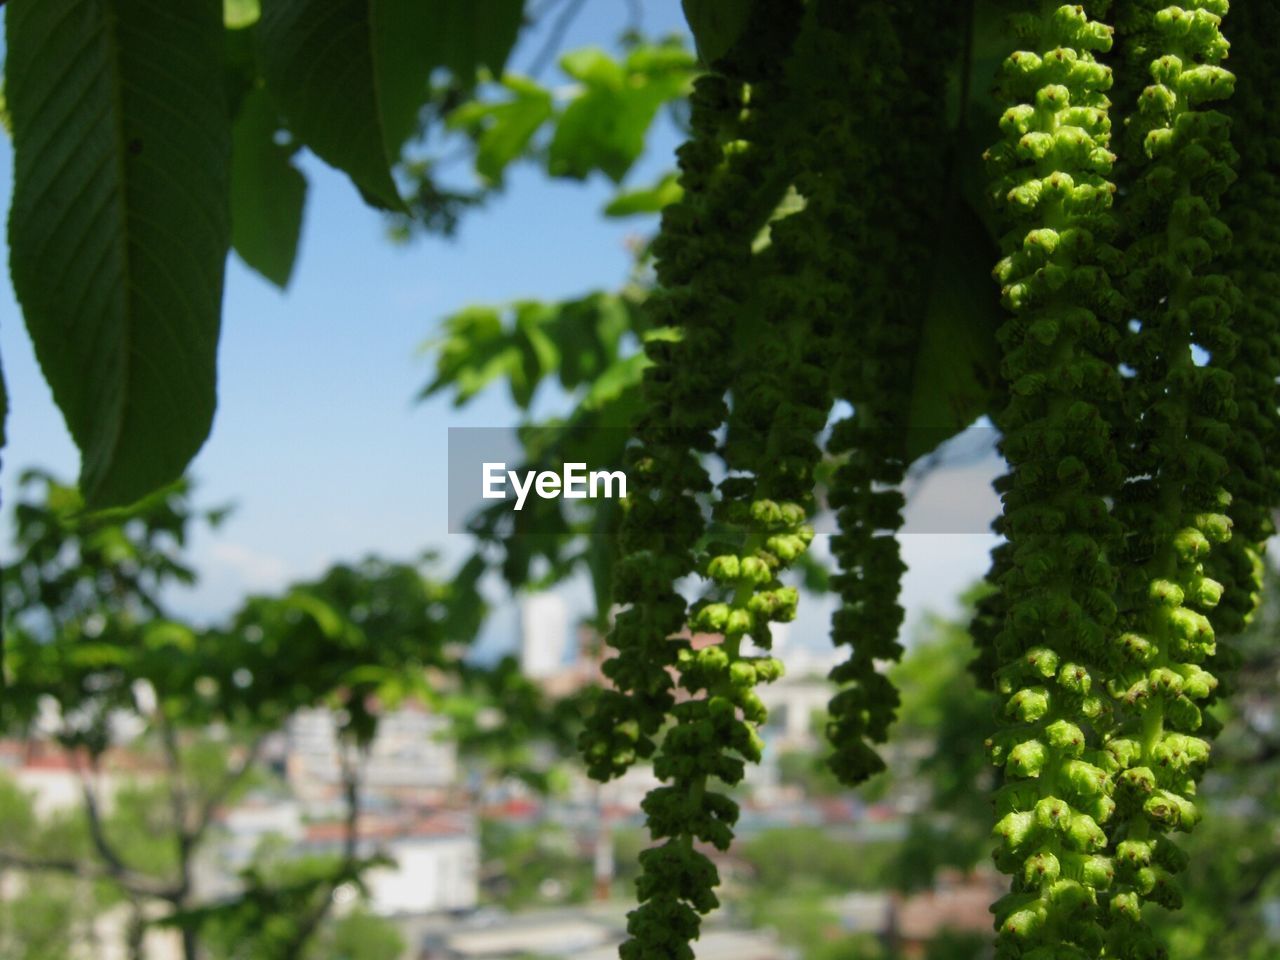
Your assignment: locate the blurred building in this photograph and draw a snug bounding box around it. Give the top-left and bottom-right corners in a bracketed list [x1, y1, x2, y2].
[519, 593, 570, 679]
[286, 704, 457, 807]
[417, 906, 790, 960]
[301, 810, 479, 916]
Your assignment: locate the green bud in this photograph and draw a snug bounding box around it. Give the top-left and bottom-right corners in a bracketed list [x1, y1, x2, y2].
[724, 608, 753, 638]
[1034, 797, 1072, 833]
[1024, 851, 1061, 886]
[707, 555, 740, 582]
[1008, 739, 1050, 777]
[739, 556, 772, 585]
[693, 603, 730, 632]
[994, 811, 1037, 851]
[1007, 686, 1051, 722]
[1045, 719, 1086, 755]
[1062, 759, 1109, 798]
[1065, 812, 1106, 852]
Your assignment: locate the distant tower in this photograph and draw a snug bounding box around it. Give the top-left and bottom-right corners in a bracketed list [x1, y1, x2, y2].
[520, 593, 569, 678]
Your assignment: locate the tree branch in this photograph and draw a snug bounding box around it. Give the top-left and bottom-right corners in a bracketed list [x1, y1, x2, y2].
[69, 750, 185, 902]
[189, 734, 268, 849]
[280, 743, 364, 956]
[527, 0, 588, 78]
[0, 850, 178, 900]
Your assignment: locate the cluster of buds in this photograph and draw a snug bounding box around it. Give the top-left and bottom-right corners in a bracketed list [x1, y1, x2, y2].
[983, 3, 1127, 956]
[1106, 3, 1239, 956]
[805, 0, 965, 787]
[580, 68, 772, 785]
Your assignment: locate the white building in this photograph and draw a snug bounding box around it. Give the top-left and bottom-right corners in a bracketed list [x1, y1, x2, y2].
[302, 811, 479, 917]
[286, 705, 457, 806]
[519, 594, 569, 679]
[365, 830, 479, 915]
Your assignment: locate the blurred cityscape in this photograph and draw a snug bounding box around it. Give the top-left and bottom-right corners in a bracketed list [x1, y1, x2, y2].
[6, 570, 1280, 960]
[0, 593, 1006, 960]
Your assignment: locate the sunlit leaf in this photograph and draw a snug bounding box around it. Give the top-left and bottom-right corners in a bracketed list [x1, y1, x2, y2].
[603, 173, 683, 218]
[224, 0, 260, 27]
[548, 45, 694, 182]
[448, 75, 553, 184]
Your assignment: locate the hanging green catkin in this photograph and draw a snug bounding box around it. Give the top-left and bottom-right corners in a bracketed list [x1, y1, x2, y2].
[1206, 2, 1280, 645]
[817, 0, 961, 786]
[578, 71, 744, 786]
[982, 4, 1129, 956]
[580, 33, 793, 785]
[1104, 4, 1237, 955]
[587, 6, 808, 956]
[616, 86, 798, 957]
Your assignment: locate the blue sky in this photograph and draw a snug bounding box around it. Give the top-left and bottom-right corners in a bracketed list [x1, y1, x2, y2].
[0, 0, 999, 654]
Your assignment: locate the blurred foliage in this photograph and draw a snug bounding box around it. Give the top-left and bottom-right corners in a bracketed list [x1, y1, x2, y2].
[480, 818, 594, 909]
[884, 590, 998, 892]
[393, 35, 697, 239]
[0, 471, 586, 958]
[305, 908, 405, 960]
[777, 748, 846, 799]
[740, 829, 897, 895]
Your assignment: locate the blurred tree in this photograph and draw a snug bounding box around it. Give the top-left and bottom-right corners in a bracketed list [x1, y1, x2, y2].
[0, 471, 577, 958]
[479, 818, 594, 909]
[0, 471, 378, 959]
[885, 592, 998, 892]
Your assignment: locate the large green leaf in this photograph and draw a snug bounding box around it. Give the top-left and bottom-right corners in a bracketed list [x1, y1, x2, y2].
[680, 0, 750, 66]
[903, 201, 1003, 463]
[0, 349, 8, 450]
[6, 0, 231, 507]
[257, 0, 431, 210]
[422, 0, 525, 81]
[230, 88, 308, 287]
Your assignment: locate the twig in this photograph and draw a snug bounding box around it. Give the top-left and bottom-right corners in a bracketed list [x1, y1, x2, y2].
[68, 750, 185, 901]
[0, 849, 177, 899]
[189, 734, 268, 849]
[279, 744, 364, 956]
[623, 0, 643, 35]
[527, 0, 588, 78]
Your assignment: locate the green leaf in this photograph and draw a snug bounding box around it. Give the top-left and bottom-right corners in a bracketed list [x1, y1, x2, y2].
[513, 302, 559, 408]
[224, 0, 260, 27]
[422, 0, 525, 81]
[548, 45, 694, 182]
[447, 75, 553, 184]
[582, 352, 647, 412]
[681, 0, 751, 65]
[0, 350, 8, 450]
[6, 0, 231, 508]
[903, 201, 1003, 463]
[419, 306, 516, 405]
[603, 172, 683, 217]
[230, 88, 308, 287]
[545, 293, 627, 389]
[257, 0, 432, 210]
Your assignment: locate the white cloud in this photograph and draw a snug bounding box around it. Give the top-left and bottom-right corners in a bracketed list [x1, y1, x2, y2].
[206, 540, 292, 593]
